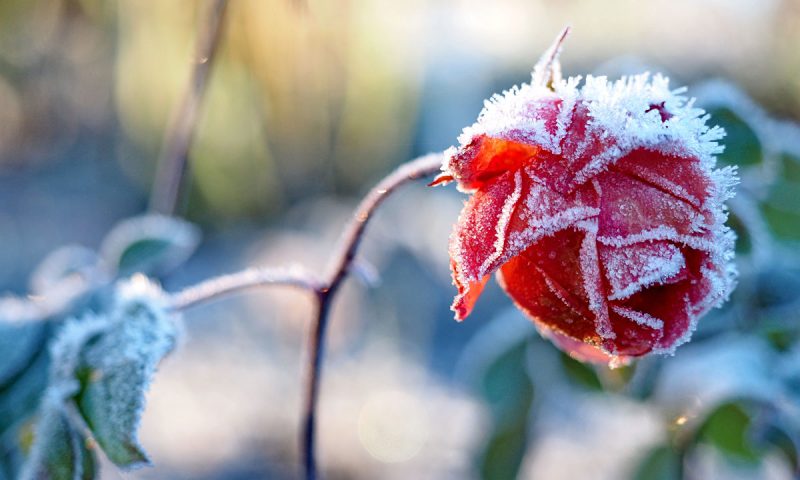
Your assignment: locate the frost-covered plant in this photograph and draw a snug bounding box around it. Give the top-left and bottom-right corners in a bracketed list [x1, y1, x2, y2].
[436, 31, 737, 365]
[1, 17, 800, 480]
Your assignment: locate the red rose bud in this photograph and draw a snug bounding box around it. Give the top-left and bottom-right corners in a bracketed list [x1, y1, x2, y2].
[436, 30, 737, 365]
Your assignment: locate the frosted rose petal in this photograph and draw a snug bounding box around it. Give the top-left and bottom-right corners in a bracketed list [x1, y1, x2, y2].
[497, 229, 601, 344]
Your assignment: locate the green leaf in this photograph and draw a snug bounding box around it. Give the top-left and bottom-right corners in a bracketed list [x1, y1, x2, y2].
[708, 107, 762, 168]
[559, 351, 603, 391]
[761, 180, 800, 242]
[726, 211, 753, 256]
[631, 445, 682, 480]
[0, 343, 50, 435]
[697, 402, 760, 463]
[480, 418, 530, 480]
[20, 406, 97, 480]
[0, 321, 48, 390]
[478, 340, 534, 480]
[100, 214, 200, 276]
[74, 281, 179, 468]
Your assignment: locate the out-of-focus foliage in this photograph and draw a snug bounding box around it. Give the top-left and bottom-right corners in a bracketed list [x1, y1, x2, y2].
[0, 215, 194, 479]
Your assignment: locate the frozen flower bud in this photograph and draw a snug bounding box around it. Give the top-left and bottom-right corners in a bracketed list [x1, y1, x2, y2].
[436, 30, 737, 365]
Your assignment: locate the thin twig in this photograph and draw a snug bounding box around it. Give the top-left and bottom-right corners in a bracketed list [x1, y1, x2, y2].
[149, 0, 229, 214]
[169, 266, 322, 311]
[301, 152, 443, 479]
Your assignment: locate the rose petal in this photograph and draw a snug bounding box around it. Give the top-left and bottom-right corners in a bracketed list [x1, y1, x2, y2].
[497, 228, 601, 344]
[541, 329, 616, 364]
[447, 135, 541, 192]
[449, 170, 524, 320]
[596, 169, 705, 239]
[605, 305, 663, 356]
[613, 149, 710, 209]
[599, 241, 686, 301]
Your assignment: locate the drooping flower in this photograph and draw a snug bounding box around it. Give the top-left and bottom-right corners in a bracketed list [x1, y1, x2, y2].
[435, 29, 737, 365]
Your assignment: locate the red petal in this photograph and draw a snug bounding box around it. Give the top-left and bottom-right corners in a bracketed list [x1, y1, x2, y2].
[613, 149, 710, 209]
[596, 169, 704, 239]
[528, 102, 618, 193]
[450, 170, 601, 321]
[449, 170, 524, 320]
[542, 329, 616, 364]
[447, 135, 541, 191]
[497, 228, 601, 344]
[599, 241, 687, 301]
[604, 306, 663, 356]
[615, 248, 715, 351]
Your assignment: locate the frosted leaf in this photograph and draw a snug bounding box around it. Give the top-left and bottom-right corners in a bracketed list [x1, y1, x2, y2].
[0, 315, 48, 388]
[75, 277, 180, 468]
[531, 27, 570, 88]
[100, 214, 201, 277]
[19, 400, 97, 480]
[30, 245, 105, 296]
[44, 276, 181, 470]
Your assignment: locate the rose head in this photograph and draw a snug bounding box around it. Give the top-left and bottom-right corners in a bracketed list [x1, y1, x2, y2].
[436, 32, 737, 365]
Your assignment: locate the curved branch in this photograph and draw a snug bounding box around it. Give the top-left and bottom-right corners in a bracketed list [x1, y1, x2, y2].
[325, 152, 444, 291]
[302, 151, 443, 479]
[169, 266, 322, 311]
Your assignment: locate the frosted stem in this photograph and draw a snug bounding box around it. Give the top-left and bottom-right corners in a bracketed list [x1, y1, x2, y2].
[301, 152, 442, 479]
[169, 266, 322, 311]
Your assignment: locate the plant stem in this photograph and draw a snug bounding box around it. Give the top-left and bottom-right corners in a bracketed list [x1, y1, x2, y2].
[149, 0, 229, 215]
[169, 266, 322, 311]
[301, 152, 442, 479]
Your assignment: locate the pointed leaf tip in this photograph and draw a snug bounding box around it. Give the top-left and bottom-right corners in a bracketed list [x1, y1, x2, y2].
[531, 26, 571, 89]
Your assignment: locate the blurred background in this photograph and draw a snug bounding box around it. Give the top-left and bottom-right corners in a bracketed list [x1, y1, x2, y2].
[1, 0, 800, 479]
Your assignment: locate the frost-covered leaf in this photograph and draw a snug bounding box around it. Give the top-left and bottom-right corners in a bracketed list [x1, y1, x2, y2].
[74, 277, 180, 468]
[30, 246, 104, 296]
[0, 320, 48, 389]
[19, 404, 97, 480]
[31, 276, 181, 471]
[0, 346, 49, 435]
[100, 215, 200, 277]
